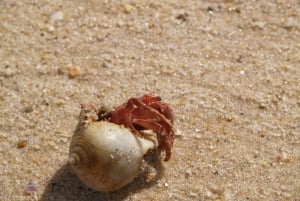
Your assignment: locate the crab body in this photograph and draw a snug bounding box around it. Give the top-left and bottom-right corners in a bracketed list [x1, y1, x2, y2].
[109, 94, 175, 161]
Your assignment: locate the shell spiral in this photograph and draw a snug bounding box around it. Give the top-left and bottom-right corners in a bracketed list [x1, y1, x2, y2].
[69, 121, 156, 192]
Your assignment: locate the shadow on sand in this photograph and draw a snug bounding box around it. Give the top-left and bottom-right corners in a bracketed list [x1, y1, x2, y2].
[40, 150, 164, 201]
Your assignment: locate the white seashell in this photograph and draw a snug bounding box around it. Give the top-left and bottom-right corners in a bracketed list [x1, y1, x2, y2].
[69, 120, 157, 192]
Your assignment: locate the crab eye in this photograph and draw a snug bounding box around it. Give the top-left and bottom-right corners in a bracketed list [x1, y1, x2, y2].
[157, 96, 162, 101]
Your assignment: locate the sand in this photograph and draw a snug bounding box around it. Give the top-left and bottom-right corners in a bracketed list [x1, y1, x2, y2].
[0, 0, 299, 200]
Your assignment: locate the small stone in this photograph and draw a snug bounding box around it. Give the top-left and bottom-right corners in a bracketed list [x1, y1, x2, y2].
[283, 17, 297, 30]
[123, 4, 134, 14]
[185, 168, 192, 177]
[157, 182, 163, 188]
[41, 54, 50, 63]
[116, 20, 125, 28]
[101, 62, 109, 68]
[276, 152, 291, 162]
[17, 140, 28, 148]
[1, 65, 17, 77]
[251, 21, 267, 29]
[48, 141, 59, 150]
[24, 183, 38, 194]
[32, 144, 41, 151]
[176, 13, 188, 22]
[207, 6, 214, 13]
[56, 99, 65, 106]
[189, 191, 197, 197]
[224, 115, 234, 122]
[46, 24, 55, 32]
[260, 160, 269, 168]
[69, 66, 80, 78]
[50, 11, 64, 22]
[41, 100, 49, 106]
[258, 102, 267, 109]
[57, 68, 65, 75]
[24, 106, 33, 113]
[144, 167, 157, 182]
[0, 132, 8, 138]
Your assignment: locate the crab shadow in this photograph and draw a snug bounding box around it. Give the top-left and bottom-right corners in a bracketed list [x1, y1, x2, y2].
[40, 150, 164, 201]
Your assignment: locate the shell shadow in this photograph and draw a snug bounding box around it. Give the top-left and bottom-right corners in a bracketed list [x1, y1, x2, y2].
[40, 150, 164, 201]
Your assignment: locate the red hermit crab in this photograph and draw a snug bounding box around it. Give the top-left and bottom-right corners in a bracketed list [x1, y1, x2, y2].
[69, 94, 175, 192]
[108, 94, 175, 161]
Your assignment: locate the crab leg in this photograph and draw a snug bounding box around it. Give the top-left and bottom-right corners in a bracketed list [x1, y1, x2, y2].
[133, 118, 173, 161]
[128, 98, 174, 161]
[149, 102, 174, 124]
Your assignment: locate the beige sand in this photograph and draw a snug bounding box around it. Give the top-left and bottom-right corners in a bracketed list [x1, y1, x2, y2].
[0, 0, 299, 200]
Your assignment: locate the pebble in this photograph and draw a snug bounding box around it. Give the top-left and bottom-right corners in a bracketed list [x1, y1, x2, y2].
[276, 152, 291, 162]
[50, 11, 64, 22]
[32, 144, 41, 151]
[0, 65, 17, 77]
[189, 191, 197, 197]
[176, 13, 188, 22]
[57, 68, 65, 75]
[69, 66, 80, 78]
[101, 62, 109, 68]
[0, 132, 8, 138]
[251, 21, 267, 29]
[24, 106, 33, 113]
[17, 140, 28, 148]
[185, 168, 193, 177]
[123, 4, 135, 14]
[283, 17, 297, 30]
[261, 160, 269, 168]
[24, 183, 38, 194]
[48, 141, 59, 150]
[258, 102, 267, 109]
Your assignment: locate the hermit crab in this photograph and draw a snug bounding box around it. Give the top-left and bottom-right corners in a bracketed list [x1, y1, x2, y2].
[69, 94, 175, 192]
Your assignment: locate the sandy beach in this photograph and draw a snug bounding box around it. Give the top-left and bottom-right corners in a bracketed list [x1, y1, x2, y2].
[0, 0, 299, 200]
